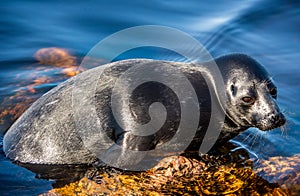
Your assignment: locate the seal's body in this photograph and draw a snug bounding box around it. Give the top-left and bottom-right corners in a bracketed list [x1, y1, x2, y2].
[3, 54, 285, 165]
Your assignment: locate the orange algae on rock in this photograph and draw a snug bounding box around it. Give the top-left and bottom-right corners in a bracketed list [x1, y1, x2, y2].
[42, 177, 111, 196]
[35, 47, 77, 68]
[43, 156, 287, 195]
[34, 47, 82, 77]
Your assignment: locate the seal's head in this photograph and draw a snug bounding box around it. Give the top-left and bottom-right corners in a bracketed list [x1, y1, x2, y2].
[216, 54, 286, 132]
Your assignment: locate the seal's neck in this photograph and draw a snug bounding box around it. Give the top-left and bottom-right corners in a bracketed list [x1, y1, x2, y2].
[222, 115, 248, 134]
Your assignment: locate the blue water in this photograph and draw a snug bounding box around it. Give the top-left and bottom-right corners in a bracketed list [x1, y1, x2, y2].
[1, 0, 300, 194]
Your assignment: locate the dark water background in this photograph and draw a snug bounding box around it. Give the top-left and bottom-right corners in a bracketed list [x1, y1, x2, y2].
[1, 0, 300, 195]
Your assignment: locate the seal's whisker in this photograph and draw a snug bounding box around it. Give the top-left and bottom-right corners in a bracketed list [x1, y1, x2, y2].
[244, 131, 256, 149]
[280, 125, 284, 136]
[245, 130, 257, 143]
[249, 131, 259, 150]
[280, 124, 288, 139]
[280, 109, 290, 117]
[242, 131, 256, 143]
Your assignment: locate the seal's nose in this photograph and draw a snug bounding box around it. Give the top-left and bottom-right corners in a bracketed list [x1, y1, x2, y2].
[272, 112, 286, 127]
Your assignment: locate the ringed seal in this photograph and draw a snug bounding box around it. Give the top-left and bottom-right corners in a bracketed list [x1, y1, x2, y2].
[3, 54, 286, 166]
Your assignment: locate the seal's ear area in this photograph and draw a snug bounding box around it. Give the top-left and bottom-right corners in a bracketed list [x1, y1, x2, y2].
[230, 84, 237, 96]
[228, 76, 237, 96]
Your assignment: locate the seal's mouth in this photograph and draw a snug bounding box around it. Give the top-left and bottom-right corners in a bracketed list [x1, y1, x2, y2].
[255, 113, 286, 131]
[257, 124, 282, 131]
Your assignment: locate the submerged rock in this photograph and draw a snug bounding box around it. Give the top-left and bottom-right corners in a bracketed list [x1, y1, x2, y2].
[255, 154, 300, 195]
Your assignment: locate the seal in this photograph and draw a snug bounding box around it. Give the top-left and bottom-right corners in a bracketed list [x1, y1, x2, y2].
[3, 54, 286, 165]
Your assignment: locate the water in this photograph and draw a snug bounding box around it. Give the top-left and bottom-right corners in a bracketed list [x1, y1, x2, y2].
[1, 0, 300, 194]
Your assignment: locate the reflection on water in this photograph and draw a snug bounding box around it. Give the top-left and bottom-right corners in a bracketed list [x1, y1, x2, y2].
[1, 0, 300, 194]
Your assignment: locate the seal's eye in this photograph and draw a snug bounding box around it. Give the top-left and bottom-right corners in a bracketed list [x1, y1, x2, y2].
[241, 96, 255, 104]
[270, 88, 277, 99]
